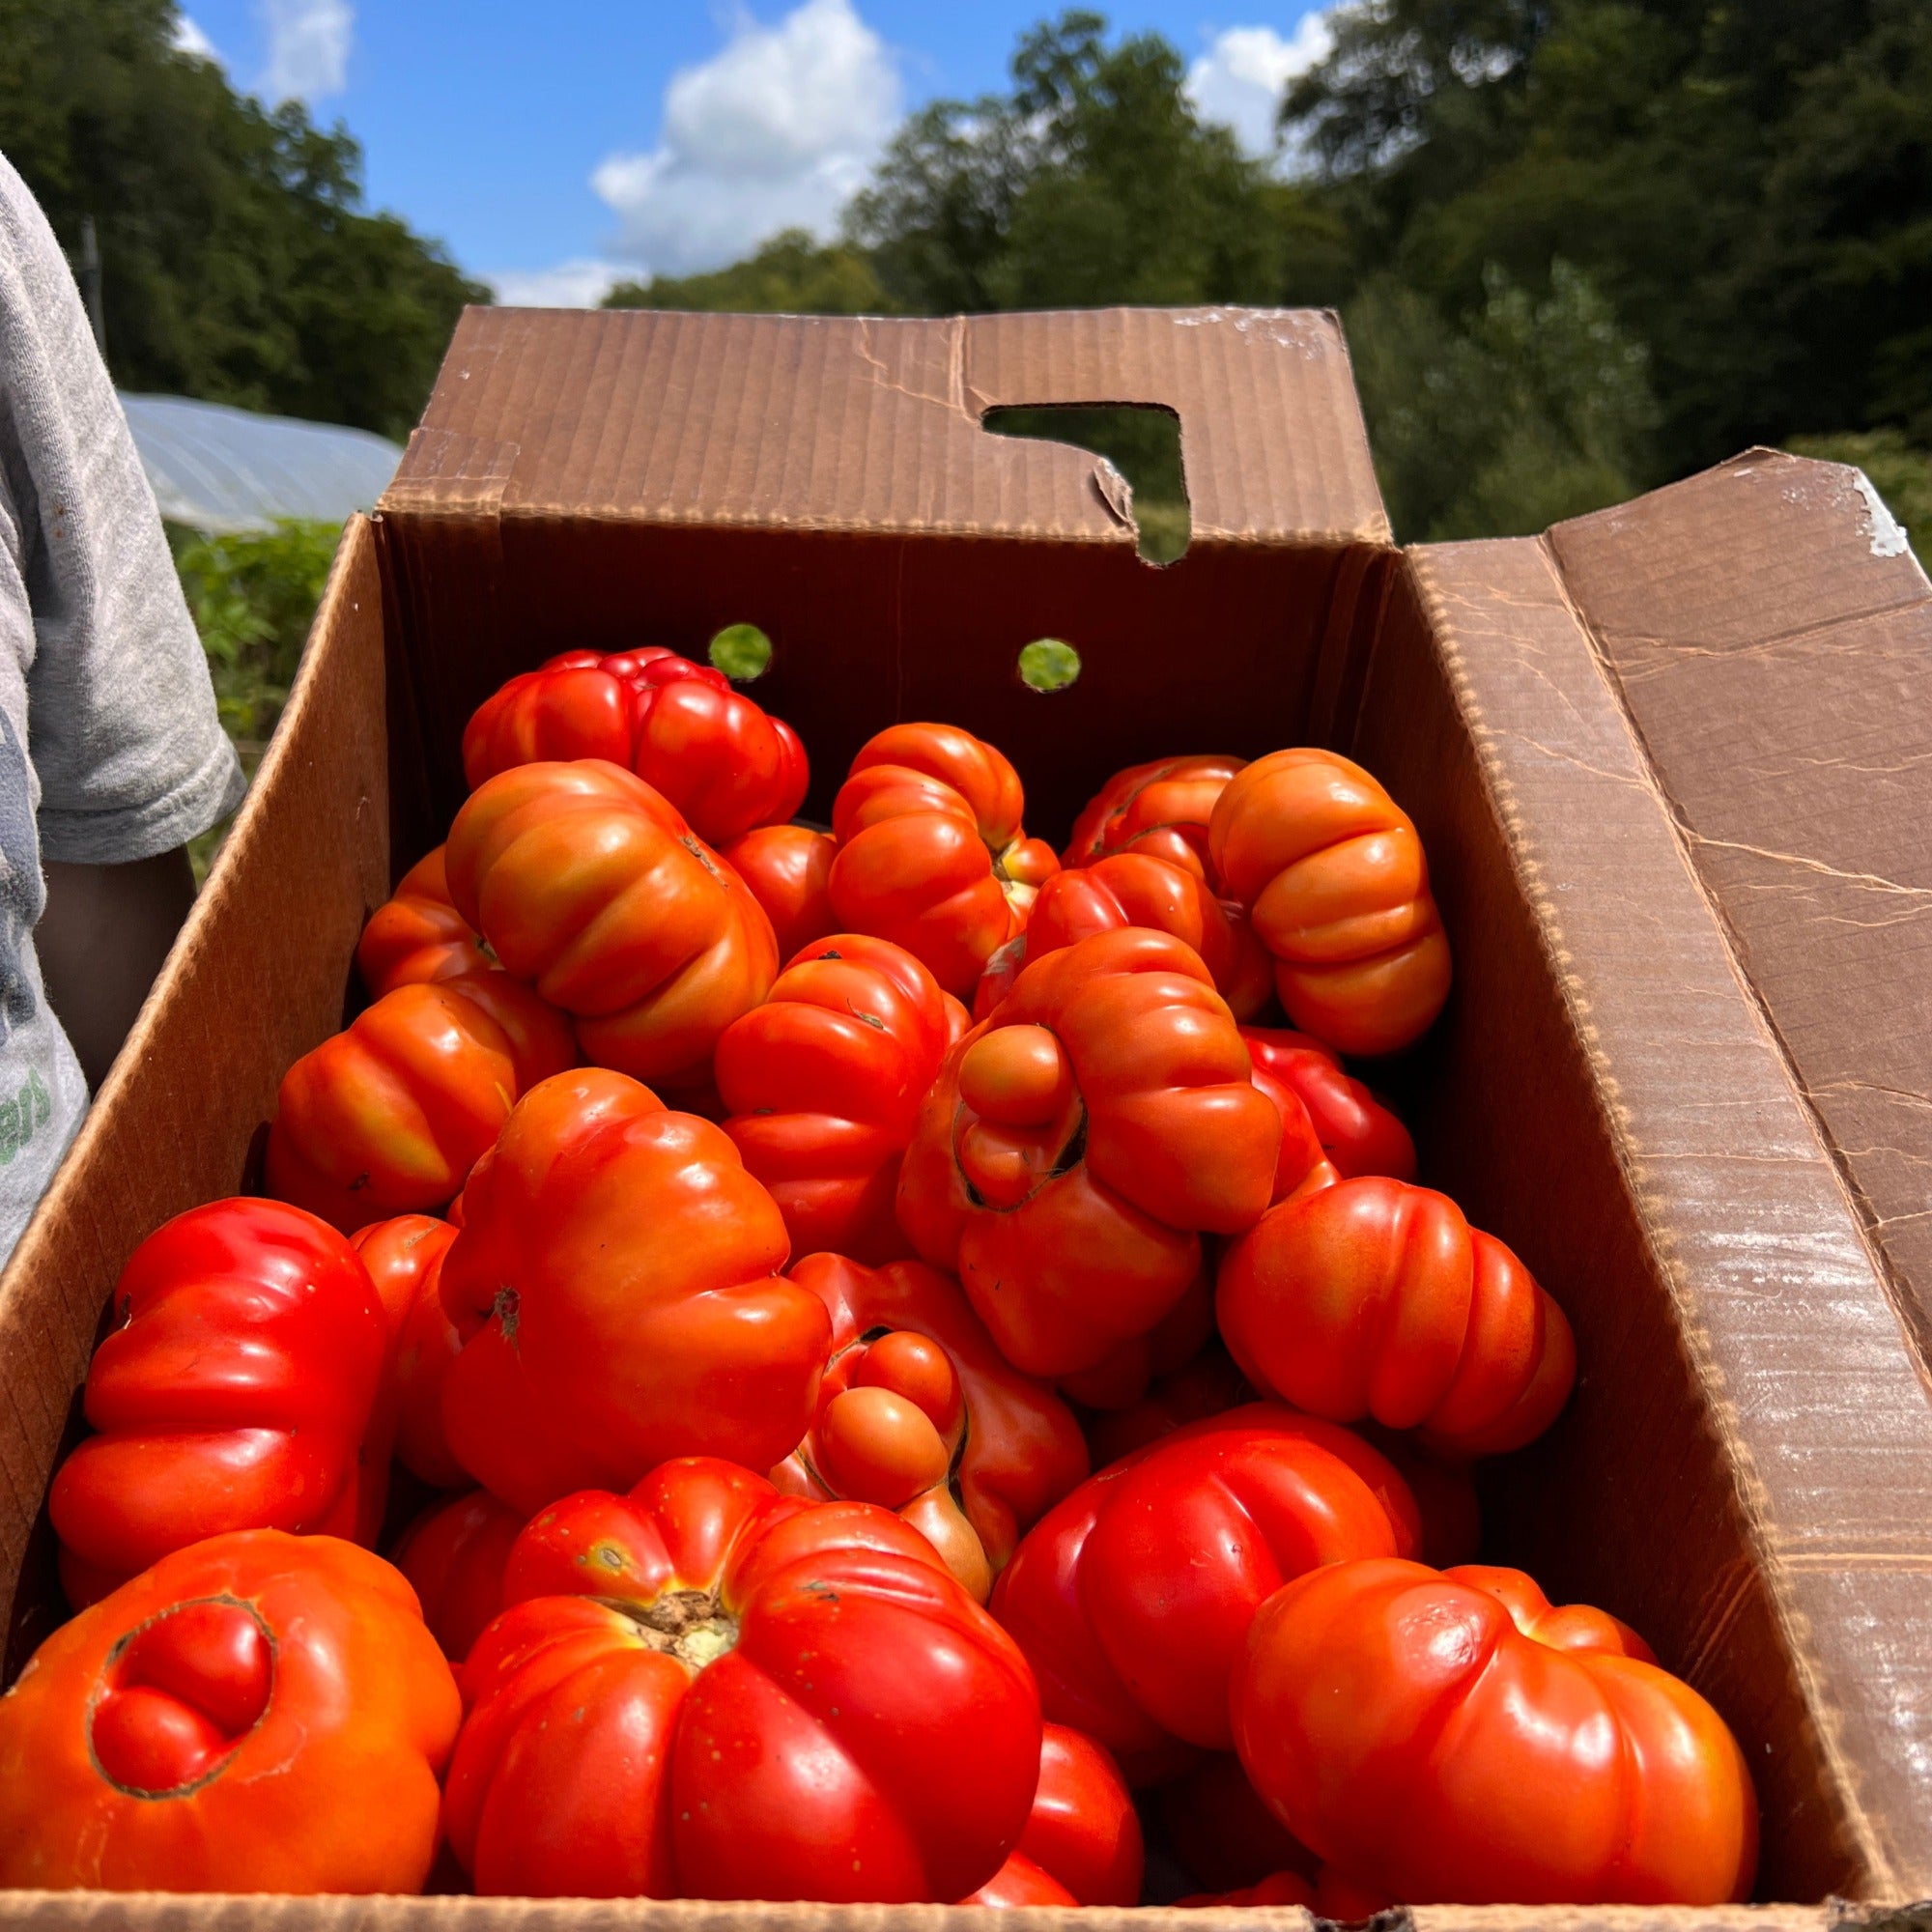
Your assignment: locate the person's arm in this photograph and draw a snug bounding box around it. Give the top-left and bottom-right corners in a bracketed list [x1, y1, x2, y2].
[36, 850, 197, 1093]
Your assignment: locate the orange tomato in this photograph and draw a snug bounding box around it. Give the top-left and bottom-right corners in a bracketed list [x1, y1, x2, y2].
[0, 1530, 460, 1892]
[444, 758, 778, 1100]
[1208, 749, 1451, 1056]
[350, 1212, 465, 1488]
[720, 822, 839, 960]
[354, 844, 492, 991]
[829, 724, 1060, 996]
[1216, 1174, 1576, 1458]
[898, 927, 1280, 1378]
[1232, 1559, 1759, 1905]
[1064, 754, 1246, 876]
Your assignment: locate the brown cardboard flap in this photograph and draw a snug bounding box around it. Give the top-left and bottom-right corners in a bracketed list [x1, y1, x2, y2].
[1546, 455, 1932, 1360]
[382, 307, 1389, 547]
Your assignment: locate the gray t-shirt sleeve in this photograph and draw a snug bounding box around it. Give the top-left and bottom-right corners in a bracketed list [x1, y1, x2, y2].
[0, 153, 244, 866]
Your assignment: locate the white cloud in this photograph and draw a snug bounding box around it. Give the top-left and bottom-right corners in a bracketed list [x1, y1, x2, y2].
[590, 0, 900, 277]
[489, 260, 631, 309]
[171, 14, 221, 63]
[257, 0, 354, 103]
[1187, 14, 1334, 160]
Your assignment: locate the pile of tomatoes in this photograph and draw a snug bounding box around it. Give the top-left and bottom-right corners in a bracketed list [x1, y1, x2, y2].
[0, 645, 1759, 1908]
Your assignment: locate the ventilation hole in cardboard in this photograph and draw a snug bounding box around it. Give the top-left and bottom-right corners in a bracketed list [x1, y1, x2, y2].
[1018, 639, 1081, 693]
[709, 623, 772, 681]
[981, 405, 1190, 564]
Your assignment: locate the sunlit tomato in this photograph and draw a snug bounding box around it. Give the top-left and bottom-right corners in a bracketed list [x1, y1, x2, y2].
[48, 1201, 387, 1607]
[973, 851, 1271, 1024]
[990, 1405, 1418, 1770]
[0, 1530, 460, 1892]
[774, 1253, 1088, 1601]
[899, 928, 1279, 1378]
[445, 1458, 1041, 1902]
[1240, 1025, 1415, 1180]
[1233, 1559, 1759, 1906]
[720, 822, 838, 960]
[1217, 1175, 1576, 1458]
[390, 1490, 525, 1662]
[965, 1852, 1077, 1906]
[718, 936, 962, 1264]
[350, 1213, 464, 1487]
[1081, 1343, 1253, 1467]
[445, 759, 778, 1099]
[1064, 754, 1246, 876]
[1162, 1751, 1317, 1893]
[462, 648, 809, 848]
[1017, 1722, 1143, 1906]
[829, 724, 1060, 997]
[439, 1068, 829, 1518]
[265, 979, 573, 1234]
[355, 844, 492, 992]
[1208, 749, 1452, 1057]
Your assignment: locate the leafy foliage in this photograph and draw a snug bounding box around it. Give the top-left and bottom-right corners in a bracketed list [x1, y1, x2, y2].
[605, 230, 893, 317]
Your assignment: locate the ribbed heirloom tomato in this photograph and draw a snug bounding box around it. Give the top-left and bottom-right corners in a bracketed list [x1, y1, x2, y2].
[774, 1253, 1089, 1601]
[973, 850, 1271, 1023]
[0, 1530, 460, 1893]
[355, 844, 491, 990]
[445, 759, 778, 1099]
[720, 822, 838, 960]
[351, 1212, 464, 1487]
[898, 927, 1280, 1378]
[1217, 1174, 1577, 1458]
[437, 1068, 831, 1517]
[1209, 748, 1452, 1056]
[1064, 754, 1245, 874]
[829, 724, 1060, 997]
[1239, 1026, 1416, 1180]
[718, 935, 965, 1264]
[444, 1458, 1041, 1901]
[990, 1405, 1419, 1774]
[49, 1200, 388, 1606]
[462, 648, 809, 848]
[1232, 1559, 1759, 1905]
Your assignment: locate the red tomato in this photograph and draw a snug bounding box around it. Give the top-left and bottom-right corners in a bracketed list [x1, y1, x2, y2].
[720, 822, 838, 959]
[717, 935, 959, 1264]
[1208, 749, 1452, 1057]
[48, 1201, 387, 1606]
[350, 1213, 464, 1488]
[898, 927, 1280, 1378]
[265, 980, 573, 1234]
[0, 1530, 460, 1892]
[1232, 1559, 1759, 1905]
[1081, 1343, 1253, 1467]
[1056, 1264, 1215, 1413]
[390, 1490, 525, 1662]
[355, 844, 492, 992]
[829, 724, 1060, 996]
[990, 1406, 1419, 1767]
[462, 648, 809, 848]
[445, 1458, 1041, 1902]
[973, 851, 1271, 1023]
[1018, 1722, 1143, 1906]
[1064, 754, 1246, 876]
[1163, 1751, 1318, 1893]
[774, 1253, 1089, 1601]
[445, 759, 778, 1099]
[438, 1068, 830, 1517]
[965, 1853, 1078, 1906]
[1240, 1025, 1416, 1180]
[1216, 1175, 1577, 1458]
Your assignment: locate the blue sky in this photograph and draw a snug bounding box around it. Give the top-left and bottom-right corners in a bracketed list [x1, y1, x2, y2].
[173, 2, 1333, 303]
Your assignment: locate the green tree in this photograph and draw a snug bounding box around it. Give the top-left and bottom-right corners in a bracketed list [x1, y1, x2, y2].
[0, 0, 485, 437]
[604, 229, 893, 316]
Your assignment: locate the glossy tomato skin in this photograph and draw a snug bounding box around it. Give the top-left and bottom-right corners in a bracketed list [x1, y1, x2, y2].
[973, 852, 1271, 1024]
[829, 724, 1059, 997]
[775, 1253, 1089, 1600]
[355, 845, 492, 992]
[990, 1405, 1419, 1765]
[718, 936, 960, 1264]
[721, 823, 838, 961]
[1019, 1722, 1143, 1906]
[1217, 1175, 1577, 1458]
[1209, 749, 1452, 1058]
[1064, 755, 1246, 876]
[351, 1213, 464, 1487]
[445, 759, 778, 1100]
[898, 927, 1280, 1378]
[1239, 1026, 1416, 1181]
[445, 1458, 1042, 1903]
[966, 1852, 1078, 1906]
[0, 1529, 460, 1892]
[49, 1201, 387, 1605]
[391, 1490, 525, 1662]
[462, 648, 809, 848]
[1232, 1559, 1759, 1906]
[438, 1068, 830, 1516]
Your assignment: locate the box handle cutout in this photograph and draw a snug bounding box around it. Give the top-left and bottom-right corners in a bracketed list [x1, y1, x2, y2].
[709, 623, 773, 681]
[981, 405, 1191, 564]
[1018, 639, 1081, 694]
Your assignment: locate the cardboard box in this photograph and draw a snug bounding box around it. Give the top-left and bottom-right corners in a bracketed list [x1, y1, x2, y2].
[2, 305, 1931, 1927]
